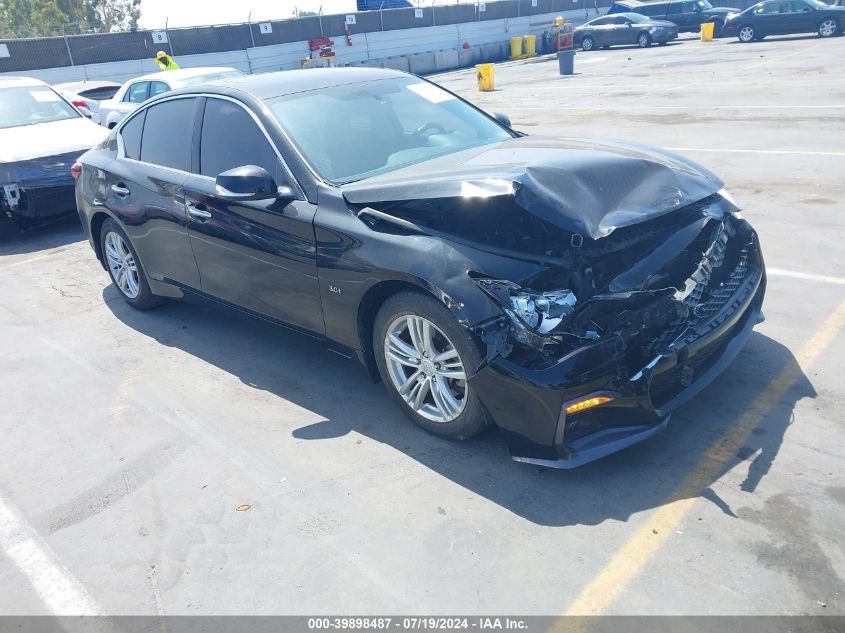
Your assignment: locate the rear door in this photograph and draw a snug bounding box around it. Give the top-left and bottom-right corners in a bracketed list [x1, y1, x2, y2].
[586, 16, 616, 46]
[183, 96, 323, 334]
[102, 97, 202, 289]
[751, 0, 782, 34]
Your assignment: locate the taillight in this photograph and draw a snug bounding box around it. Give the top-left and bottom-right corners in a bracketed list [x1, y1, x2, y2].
[71, 162, 82, 180]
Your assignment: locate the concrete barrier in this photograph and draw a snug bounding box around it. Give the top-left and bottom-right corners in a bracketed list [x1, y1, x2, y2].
[433, 49, 460, 72]
[382, 55, 411, 73]
[408, 51, 437, 75]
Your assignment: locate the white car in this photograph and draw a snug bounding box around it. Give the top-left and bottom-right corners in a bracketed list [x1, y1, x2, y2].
[98, 67, 244, 129]
[0, 76, 106, 227]
[54, 80, 121, 125]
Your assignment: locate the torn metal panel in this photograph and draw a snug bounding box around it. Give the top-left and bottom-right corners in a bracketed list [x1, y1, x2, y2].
[342, 137, 723, 240]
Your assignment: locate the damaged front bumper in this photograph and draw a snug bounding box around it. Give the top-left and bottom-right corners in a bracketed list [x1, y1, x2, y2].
[1, 151, 81, 226]
[469, 225, 766, 469]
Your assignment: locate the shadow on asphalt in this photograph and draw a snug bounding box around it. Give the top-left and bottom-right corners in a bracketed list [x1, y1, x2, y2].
[0, 215, 84, 256]
[105, 287, 814, 527]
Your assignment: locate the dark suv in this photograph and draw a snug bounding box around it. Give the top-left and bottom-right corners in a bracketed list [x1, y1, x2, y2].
[608, 0, 740, 35]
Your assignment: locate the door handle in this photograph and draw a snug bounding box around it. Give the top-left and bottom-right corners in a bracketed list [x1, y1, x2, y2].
[111, 184, 130, 197]
[187, 202, 212, 220]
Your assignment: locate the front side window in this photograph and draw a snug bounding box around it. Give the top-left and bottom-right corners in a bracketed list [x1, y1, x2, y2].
[199, 98, 280, 179]
[120, 110, 146, 160]
[150, 81, 170, 98]
[0, 86, 80, 129]
[266, 77, 513, 185]
[125, 82, 149, 104]
[139, 98, 197, 171]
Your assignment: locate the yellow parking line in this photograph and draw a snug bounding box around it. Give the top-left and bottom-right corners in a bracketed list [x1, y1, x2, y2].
[564, 300, 845, 616]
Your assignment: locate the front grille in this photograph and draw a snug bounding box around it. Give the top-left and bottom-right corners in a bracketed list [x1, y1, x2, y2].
[647, 220, 749, 355]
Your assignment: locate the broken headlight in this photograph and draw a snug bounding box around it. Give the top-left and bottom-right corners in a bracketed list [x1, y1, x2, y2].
[509, 288, 577, 333]
[473, 278, 579, 337]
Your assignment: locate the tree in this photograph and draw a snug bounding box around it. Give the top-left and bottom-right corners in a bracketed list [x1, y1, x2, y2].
[78, 0, 141, 33]
[0, 0, 141, 38]
[0, 1, 71, 38]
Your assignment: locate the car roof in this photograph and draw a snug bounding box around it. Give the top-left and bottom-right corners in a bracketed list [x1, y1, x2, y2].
[125, 67, 240, 86]
[202, 67, 409, 101]
[0, 76, 49, 89]
[55, 80, 121, 91]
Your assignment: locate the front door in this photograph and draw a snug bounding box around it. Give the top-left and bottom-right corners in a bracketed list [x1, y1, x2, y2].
[183, 97, 324, 335]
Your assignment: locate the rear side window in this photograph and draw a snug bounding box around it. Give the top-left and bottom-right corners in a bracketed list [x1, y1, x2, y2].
[199, 98, 279, 179]
[120, 110, 145, 160]
[140, 98, 197, 171]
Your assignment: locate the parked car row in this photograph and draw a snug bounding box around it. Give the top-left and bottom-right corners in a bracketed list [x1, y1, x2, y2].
[600, 0, 844, 44]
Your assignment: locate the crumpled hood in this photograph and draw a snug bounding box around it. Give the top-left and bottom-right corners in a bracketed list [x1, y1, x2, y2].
[0, 117, 107, 163]
[342, 137, 723, 240]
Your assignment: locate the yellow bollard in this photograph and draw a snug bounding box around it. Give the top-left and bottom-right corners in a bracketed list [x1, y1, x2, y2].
[700, 22, 715, 41]
[509, 36, 523, 59]
[475, 63, 495, 91]
[523, 34, 537, 57]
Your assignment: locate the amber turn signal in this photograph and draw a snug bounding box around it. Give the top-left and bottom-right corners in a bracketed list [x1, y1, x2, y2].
[565, 395, 614, 415]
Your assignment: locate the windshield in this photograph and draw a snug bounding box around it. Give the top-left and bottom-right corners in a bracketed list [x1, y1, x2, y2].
[266, 77, 514, 185]
[624, 13, 650, 23]
[804, 0, 829, 7]
[696, 0, 714, 9]
[180, 70, 245, 87]
[0, 86, 80, 130]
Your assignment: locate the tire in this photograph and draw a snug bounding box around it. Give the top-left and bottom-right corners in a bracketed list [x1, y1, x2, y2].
[374, 291, 489, 441]
[100, 219, 163, 310]
[737, 24, 755, 42]
[637, 31, 652, 48]
[581, 36, 595, 51]
[818, 18, 838, 38]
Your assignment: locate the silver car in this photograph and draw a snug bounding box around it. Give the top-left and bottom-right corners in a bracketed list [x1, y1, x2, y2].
[98, 67, 244, 129]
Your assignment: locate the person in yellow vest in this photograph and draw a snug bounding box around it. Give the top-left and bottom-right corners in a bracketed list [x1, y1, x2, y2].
[155, 51, 180, 71]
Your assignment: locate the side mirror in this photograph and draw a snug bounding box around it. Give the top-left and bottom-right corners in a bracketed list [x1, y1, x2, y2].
[215, 165, 294, 201]
[493, 112, 512, 128]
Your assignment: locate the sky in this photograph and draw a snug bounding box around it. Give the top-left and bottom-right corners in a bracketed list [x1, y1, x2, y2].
[139, 1, 384, 29]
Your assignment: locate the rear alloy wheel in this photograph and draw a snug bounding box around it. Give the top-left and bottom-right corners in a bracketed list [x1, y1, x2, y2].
[100, 219, 162, 310]
[582, 36, 595, 51]
[818, 18, 838, 38]
[374, 292, 488, 440]
[637, 32, 652, 48]
[738, 24, 755, 42]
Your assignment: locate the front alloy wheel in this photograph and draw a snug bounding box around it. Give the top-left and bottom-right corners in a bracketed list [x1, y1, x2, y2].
[384, 314, 467, 423]
[104, 231, 140, 299]
[738, 25, 755, 42]
[581, 36, 595, 51]
[374, 292, 488, 440]
[638, 32, 652, 47]
[818, 18, 838, 38]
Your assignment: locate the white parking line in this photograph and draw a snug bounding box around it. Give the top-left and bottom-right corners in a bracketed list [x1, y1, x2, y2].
[508, 104, 844, 110]
[0, 491, 104, 615]
[767, 268, 845, 286]
[667, 147, 845, 157]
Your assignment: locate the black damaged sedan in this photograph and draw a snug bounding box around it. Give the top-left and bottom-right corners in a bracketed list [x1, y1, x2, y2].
[74, 68, 765, 468]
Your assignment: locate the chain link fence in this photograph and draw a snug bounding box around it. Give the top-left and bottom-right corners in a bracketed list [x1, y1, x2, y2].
[1, 0, 613, 73]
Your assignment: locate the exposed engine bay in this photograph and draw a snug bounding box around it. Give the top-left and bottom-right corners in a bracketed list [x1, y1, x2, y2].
[358, 191, 755, 373]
